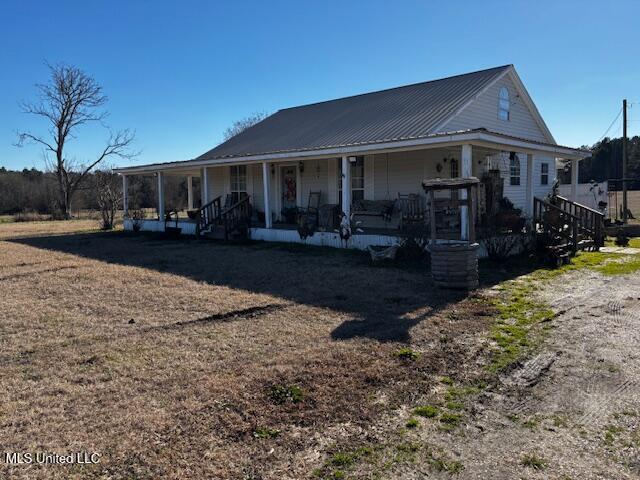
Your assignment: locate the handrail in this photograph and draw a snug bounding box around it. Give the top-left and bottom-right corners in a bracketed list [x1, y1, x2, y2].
[534, 195, 605, 250]
[197, 195, 222, 235]
[221, 195, 251, 240]
[555, 195, 603, 217]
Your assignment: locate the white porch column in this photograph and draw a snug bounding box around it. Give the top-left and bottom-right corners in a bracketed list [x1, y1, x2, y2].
[262, 161, 272, 228]
[570, 159, 579, 202]
[525, 153, 534, 216]
[341, 156, 352, 219]
[187, 176, 194, 210]
[122, 175, 129, 217]
[201, 167, 209, 205]
[460, 144, 472, 240]
[157, 172, 165, 220]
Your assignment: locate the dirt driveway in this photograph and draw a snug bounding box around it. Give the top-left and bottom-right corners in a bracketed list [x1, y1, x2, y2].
[415, 269, 640, 480]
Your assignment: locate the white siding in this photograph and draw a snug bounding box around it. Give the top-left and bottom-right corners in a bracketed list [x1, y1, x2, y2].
[532, 156, 556, 201]
[440, 75, 549, 143]
[299, 158, 329, 207]
[485, 152, 554, 213]
[251, 164, 264, 211]
[206, 166, 227, 202]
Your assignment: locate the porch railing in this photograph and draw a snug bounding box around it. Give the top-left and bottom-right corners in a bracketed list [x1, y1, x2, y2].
[553, 195, 605, 248]
[197, 195, 222, 235]
[221, 196, 252, 240]
[533, 196, 604, 252]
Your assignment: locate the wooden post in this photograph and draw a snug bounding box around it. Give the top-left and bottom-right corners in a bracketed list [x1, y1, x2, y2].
[460, 144, 472, 240]
[262, 161, 272, 228]
[623, 98, 628, 223]
[429, 189, 436, 245]
[468, 185, 476, 243]
[122, 175, 128, 218]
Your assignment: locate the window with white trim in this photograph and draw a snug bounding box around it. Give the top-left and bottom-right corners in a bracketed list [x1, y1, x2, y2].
[540, 162, 549, 185]
[498, 87, 510, 121]
[510, 155, 521, 186]
[230, 165, 247, 203]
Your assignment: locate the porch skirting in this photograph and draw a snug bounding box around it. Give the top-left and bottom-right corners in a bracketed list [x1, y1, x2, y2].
[248, 227, 399, 251]
[123, 218, 198, 236]
[121, 219, 532, 259]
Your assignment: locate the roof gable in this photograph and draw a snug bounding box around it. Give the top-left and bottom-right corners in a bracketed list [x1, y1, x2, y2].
[437, 68, 555, 144]
[198, 65, 512, 160]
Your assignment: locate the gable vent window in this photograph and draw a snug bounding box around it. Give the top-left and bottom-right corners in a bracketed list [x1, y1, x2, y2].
[509, 153, 521, 186]
[540, 162, 549, 185]
[498, 87, 510, 121]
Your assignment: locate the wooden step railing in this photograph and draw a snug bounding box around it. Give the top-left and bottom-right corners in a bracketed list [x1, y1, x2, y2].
[553, 195, 605, 248]
[197, 196, 222, 236]
[533, 196, 605, 252]
[221, 196, 252, 240]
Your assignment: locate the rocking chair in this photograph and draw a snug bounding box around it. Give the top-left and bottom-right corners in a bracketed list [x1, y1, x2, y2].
[297, 191, 321, 226]
[397, 193, 426, 231]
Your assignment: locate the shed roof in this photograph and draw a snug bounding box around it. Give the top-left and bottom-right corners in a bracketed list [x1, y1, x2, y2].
[198, 65, 513, 160]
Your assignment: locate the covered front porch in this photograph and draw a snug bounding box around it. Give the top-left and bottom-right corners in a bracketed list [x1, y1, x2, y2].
[119, 130, 587, 251]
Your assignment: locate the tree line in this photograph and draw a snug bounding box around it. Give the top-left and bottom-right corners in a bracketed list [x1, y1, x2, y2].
[577, 136, 640, 190]
[0, 167, 190, 217]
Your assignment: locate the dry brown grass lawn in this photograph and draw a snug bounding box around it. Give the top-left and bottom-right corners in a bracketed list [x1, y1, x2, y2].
[0, 221, 496, 479]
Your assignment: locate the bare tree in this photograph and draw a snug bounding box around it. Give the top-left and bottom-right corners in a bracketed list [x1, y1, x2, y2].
[223, 111, 269, 141]
[94, 169, 121, 230]
[16, 62, 136, 219]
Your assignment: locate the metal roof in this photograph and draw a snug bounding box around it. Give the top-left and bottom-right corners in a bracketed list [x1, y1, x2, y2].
[198, 65, 513, 160]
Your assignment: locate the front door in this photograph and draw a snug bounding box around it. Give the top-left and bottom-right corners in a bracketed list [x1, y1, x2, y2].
[280, 165, 297, 222]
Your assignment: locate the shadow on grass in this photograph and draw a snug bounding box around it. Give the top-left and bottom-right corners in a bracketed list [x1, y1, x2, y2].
[8, 230, 546, 343]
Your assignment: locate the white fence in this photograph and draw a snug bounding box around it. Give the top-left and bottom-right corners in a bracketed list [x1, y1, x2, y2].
[558, 181, 608, 213]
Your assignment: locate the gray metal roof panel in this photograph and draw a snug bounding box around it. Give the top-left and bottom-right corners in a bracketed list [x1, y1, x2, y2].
[198, 65, 512, 160]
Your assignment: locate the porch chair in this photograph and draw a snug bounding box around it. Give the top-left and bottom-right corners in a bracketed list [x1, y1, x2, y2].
[397, 193, 427, 231]
[297, 191, 322, 229]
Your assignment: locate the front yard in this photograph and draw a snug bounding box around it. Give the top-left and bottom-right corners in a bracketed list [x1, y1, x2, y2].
[1, 221, 639, 479]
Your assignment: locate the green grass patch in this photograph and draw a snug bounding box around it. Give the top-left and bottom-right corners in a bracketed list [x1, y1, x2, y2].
[253, 426, 280, 439]
[268, 384, 303, 404]
[405, 418, 419, 429]
[438, 412, 463, 431]
[520, 453, 547, 470]
[414, 405, 439, 418]
[445, 401, 464, 411]
[440, 375, 455, 385]
[603, 425, 625, 446]
[394, 347, 420, 361]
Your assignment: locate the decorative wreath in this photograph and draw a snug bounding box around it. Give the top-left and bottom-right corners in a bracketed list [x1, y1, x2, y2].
[284, 177, 296, 202]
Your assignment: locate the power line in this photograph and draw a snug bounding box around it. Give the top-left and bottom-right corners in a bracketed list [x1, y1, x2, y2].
[597, 107, 623, 143]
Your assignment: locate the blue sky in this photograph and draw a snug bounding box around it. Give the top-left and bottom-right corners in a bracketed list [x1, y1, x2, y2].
[1, 0, 638, 171]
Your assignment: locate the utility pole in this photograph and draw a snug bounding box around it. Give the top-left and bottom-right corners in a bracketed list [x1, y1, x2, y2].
[622, 99, 628, 222]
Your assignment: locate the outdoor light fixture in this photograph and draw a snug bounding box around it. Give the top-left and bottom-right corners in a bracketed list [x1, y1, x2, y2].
[298, 161, 304, 173]
[509, 151, 517, 161]
[270, 164, 275, 176]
